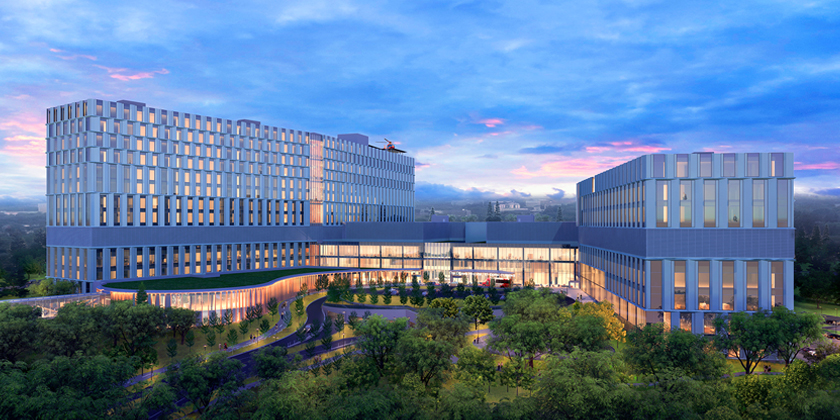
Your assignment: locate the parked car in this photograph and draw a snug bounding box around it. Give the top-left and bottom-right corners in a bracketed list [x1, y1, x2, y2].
[826, 333, 840, 340]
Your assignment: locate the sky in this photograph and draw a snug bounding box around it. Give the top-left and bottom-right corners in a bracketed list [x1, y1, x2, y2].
[1, 0, 839, 203]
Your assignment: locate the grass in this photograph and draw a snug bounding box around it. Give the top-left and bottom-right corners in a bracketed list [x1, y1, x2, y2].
[794, 297, 840, 318]
[104, 267, 337, 291]
[724, 358, 787, 374]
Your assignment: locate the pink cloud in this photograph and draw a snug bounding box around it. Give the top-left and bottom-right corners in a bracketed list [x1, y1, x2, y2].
[795, 162, 840, 170]
[94, 65, 169, 81]
[512, 156, 636, 179]
[478, 118, 504, 128]
[585, 139, 671, 154]
[415, 162, 431, 171]
[49, 48, 64, 53]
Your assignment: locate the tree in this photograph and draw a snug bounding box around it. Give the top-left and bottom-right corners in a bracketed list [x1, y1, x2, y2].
[410, 285, 425, 307]
[334, 314, 345, 336]
[429, 297, 461, 318]
[166, 338, 178, 359]
[438, 271, 446, 284]
[383, 285, 393, 304]
[299, 282, 309, 297]
[136, 282, 148, 305]
[254, 346, 293, 379]
[101, 300, 167, 361]
[455, 346, 497, 391]
[209, 310, 222, 334]
[571, 301, 626, 343]
[239, 320, 250, 337]
[369, 285, 379, 305]
[206, 329, 216, 347]
[38, 301, 101, 357]
[440, 283, 453, 298]
[398, 285, 409, 305]
[305, 341, 317, 358]
[488, 286, 500, 304]
[623, 323, 727, 382]
[772, 306, 825, 366]
[165, 307, 196, 345]
[295, 297, 304, 317]
[167, 354, 245, 415]
[714, 310, 781, 374]
[295, 326, 307, 343]
[321, 334, 333, 352]
[456, 282, 467, 297]
[223, 309, 233, 327]
[315, 274, 329, 291]
[185, 330, 195, 351]
[260, 319, 271, 335]
[532, 350, 625, 419]
[556, 206, 563, 222]
[227, 328, 239, 345]
[267, 297, 279, 321]
[395, 327, 459, 389]
[354, 314, 409, 376]
[357, 286, 368, 304]
[0, 303, 41, 361]
[425, 281, 436, 305]
[463, 295, 495, 334]
[500, 355, 534, 397]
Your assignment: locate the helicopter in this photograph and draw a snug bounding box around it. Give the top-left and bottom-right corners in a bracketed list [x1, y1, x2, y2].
[372, 138, 406, 153]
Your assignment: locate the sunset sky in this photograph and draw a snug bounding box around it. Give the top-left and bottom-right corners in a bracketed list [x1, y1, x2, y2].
[1, 0, 839, 202]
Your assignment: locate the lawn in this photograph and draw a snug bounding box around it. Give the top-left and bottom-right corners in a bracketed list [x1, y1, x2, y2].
[104, 267, 338, 291]
[794, 297, 840, 318]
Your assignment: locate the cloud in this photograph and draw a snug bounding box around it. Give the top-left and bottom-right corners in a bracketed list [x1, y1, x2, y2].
[477, 154, 497, 159]
[795, 162, 840, 170]
[518, 144, 584, 155]
[477, 118, 504, 128]
[415, 161, 430, 170]
[93, 65, 169, 81]
[511, 156, 636, 179]
[812, 188, 840, 197]
[510, 189, 531, 198]
[415, 182, 504, 202]
[547, 188, 565, 200]
[584, 139, 671, 154]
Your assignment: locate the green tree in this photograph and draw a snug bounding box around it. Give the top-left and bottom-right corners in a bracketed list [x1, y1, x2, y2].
[455, 346, 497, 392]
[135, 282, 148, 305]
[260, 318, 271, 335]
[357, 286, 368, 304]
[101, 301, 167, 361]
[500, 355, 534, 397]
[438, 271, 446, 284]
[714, 310, 781, 374]
[0, 303, 41, 361]
[165, 307, 196, 344]
[426, 281, 436, 305]
[305, 341, 317, 358]
[440, 283, 453, 298]
[456, 282, 467, 297]
[239, 320, 250, 337]
[167, 354, 245, 415]
[266, 297, 279, 321]
[571, 300, 626, 343]
[395, 326, 459, 389]
[38, 301, 101, 357]
[429, 297, 461, 318]
[321, 334, 333, 352]
[354, 314, 409, 376]
[488, 286, 500, 304]
[227, 328, 238, 345]
[334, 314, 345, 337]
[315, 274, 329, 291]
[223, 309, 233, 327]
[295, 325, 307, 343]
[206, 329, 216, 347]
[462, 295, 495, 333]
[209, 310, 222, 334]
[383, 285, 393, 304]
[410, 285, 425, 307]
[771, 306, 826, 367]
[254, 346, 293, 379]
[398, 284, 409, 305]
[369, 285, 379, 305]
[623, 323, 727, 381]
[295, 297, 304, 317]
[166, 338, 178, 359]
[185, 330, 195, 351]
[556, 205, 563, 221]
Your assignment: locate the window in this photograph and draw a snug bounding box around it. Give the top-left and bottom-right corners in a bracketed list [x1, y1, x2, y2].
[777, 179, 789, 228]
[771, 153, 784, 177]
[676, 154, 688, 178]
[674, 261, 686, 310]
[703, 313, 716, 335]
[704, 180, 716, 227]
[679, 180, 692, 227]
[753, 179, 765, 227]
[728, 180, 741, 227]
[656, 181, 669, 227]
[699, 153, 712, 177]
[722, 261, 735, 311]
[771, 262, 784, 307]
[746, 261, 759, 311]
[653, 154, 666, 178]
[746, 153, 759, 177]
[698, 261, 710, 310]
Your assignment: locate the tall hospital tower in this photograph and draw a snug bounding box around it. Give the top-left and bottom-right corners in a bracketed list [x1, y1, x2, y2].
[45, 99, 794, 334]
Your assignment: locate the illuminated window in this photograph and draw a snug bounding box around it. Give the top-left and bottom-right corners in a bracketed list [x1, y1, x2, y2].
[722, 261, 735, 311]
[676, 154, 688, 178]
[679, 180, 692, 227]
[650, 261, 662, 310]
[771, 262, 784, 307]
[674, 261, 686, 310]
[656, 181, 669, 227]
[728, 180, 741, 227]
[698, 261, 710, 310]
[746, 261, 759, 311]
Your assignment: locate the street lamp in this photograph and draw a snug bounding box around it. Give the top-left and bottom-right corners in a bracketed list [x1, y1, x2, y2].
[342, 311, 346, 339]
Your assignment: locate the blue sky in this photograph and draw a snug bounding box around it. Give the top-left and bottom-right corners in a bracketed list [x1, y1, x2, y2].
[1, 0, 839, 202]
